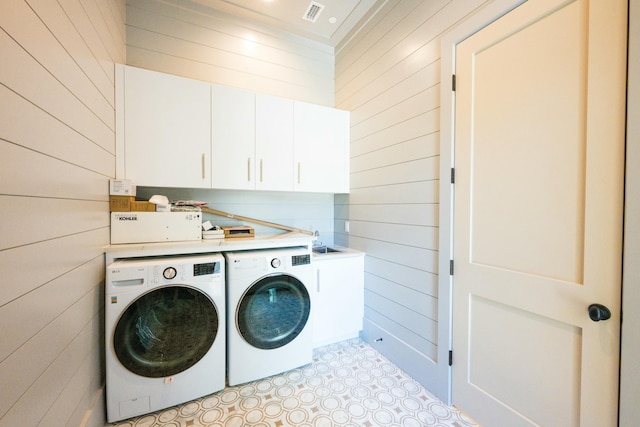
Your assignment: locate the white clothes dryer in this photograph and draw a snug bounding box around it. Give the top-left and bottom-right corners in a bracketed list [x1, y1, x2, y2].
[224, 247, 313, 386]
[105, 253, 226, 423]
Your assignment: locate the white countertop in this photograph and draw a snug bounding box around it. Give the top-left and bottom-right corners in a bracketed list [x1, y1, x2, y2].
[104, 231, 314, 264]
[312, 245, 365, 260]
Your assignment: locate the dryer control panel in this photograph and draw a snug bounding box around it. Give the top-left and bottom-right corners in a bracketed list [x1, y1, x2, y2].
[224, 246, 312, 278]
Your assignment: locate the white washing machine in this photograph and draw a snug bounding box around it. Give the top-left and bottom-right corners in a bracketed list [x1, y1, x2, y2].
[105, 253, 226, 423]
[224, 247, 313, 386]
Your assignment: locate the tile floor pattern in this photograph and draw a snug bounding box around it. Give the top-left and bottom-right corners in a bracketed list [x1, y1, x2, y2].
[110, 338, 479, 427]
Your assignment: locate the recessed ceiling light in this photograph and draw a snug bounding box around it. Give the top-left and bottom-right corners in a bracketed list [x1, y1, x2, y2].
[328, 16, 337, 24]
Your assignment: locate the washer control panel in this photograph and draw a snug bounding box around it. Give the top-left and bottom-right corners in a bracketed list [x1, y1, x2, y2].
[194, 262, 220, 276]
[291, 254, 311, 266]
[153, 261, 222, 283]
[153, 264, 183, 283]
[106, 254, 225, 292]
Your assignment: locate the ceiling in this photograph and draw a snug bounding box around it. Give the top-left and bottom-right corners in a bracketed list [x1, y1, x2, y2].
[187, 0, 380, 46]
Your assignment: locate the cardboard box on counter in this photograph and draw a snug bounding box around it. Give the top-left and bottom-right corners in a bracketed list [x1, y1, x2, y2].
[131, 201, 156, 212]
[110, 196, 135, 212]
[110, 212, 202, 244]
[110, 196, 159, 212]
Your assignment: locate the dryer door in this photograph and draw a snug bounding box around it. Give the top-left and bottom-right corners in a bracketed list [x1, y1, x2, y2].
[237, 274, 310, 349]
[113, 286, 219, 378]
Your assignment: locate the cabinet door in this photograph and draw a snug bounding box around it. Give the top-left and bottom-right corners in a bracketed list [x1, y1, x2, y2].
[255, 94, 293, 191]
[313, 256, 364, 347]
[294, 102, 350, 193]
[211, 85, 256, 190]
[123, 66, 211, 188]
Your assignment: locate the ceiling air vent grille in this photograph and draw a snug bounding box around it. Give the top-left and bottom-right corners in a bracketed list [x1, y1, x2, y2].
[302, 1, 325, 23]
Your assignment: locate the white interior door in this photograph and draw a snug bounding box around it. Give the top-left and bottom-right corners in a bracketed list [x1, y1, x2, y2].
[452, 0, 627, 425]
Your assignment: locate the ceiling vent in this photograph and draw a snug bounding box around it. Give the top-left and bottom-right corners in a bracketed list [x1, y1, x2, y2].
[302, 1, 325, 23]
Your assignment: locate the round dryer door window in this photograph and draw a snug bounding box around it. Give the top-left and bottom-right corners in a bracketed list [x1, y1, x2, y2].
[237, 274, 310, 350]
[113, 286, 219, 378]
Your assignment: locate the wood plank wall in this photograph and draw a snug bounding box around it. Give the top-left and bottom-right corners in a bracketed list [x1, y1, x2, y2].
[126, 0, 336, 106]
[0, 1, 125, 426]
[334, 0, 487, 394]
[124, 0, 340, 243]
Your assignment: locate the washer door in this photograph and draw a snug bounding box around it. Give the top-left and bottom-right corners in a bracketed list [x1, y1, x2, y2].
[237, 274, 310, 350]
[113, 286, 219, 378]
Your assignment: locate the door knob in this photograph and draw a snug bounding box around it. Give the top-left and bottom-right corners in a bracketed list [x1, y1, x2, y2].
[588, 304, 611, 322]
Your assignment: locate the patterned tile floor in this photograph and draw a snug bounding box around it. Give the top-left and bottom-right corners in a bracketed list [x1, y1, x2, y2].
[110, 338, 479, 427]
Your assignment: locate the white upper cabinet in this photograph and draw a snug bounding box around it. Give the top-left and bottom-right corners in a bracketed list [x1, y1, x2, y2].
[294, 102, 350, 193]
[117, 65, 349, 193]
[211, 84, 255, 190]
[210, 89, 294, 191]
[255, 94, 294, 191]
[121, 65, 211, 188]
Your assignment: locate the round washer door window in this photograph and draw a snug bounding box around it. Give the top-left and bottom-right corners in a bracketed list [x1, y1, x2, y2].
[237, 274, 310, 350]
[114, 286, 219, 378]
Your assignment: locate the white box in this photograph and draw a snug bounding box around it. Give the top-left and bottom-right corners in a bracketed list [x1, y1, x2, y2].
[109, 179, 136, 196]
[111, 212, 202, 244]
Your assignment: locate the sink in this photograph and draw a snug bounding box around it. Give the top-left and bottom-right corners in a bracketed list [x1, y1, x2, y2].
[312, 246, 341, 254]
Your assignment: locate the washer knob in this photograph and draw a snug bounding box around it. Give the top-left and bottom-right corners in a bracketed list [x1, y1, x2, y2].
[163, 267, 177, 280]
[271, 258, 281, 268]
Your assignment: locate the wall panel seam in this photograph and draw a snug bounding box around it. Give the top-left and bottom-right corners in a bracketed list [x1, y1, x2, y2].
[25, 0, 117, 109]
[0, 250, 105, 309]
[0, 29, 115, 134]
[1, 136, 115, 177]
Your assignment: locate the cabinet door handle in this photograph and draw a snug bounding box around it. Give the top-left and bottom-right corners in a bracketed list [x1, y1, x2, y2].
[298, 162, 301, 184]
[247, 158, 251, 182]
[316, 269, 320, 292]
[260, 159, 263, 182]
[201, 153, 205, 179]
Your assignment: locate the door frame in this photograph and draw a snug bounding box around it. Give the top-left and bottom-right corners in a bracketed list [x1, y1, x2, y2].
[437, 0, 528, 405]
[620, 0, 640, 424]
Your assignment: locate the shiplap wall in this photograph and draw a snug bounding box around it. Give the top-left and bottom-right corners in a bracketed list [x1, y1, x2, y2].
[126, 0, 335, 106]
[334, 0, 489, 398]
[124, 0, 340, 242]
[0, 1, 124, 426]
